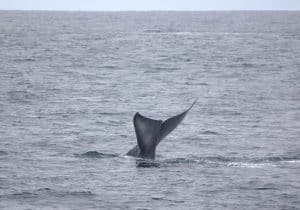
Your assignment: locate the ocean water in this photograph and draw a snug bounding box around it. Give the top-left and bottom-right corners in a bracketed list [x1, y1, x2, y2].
[0, 11, 300, 209]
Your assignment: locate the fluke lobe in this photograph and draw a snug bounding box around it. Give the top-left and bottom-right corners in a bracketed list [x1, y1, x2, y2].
[127, 100, 197, 160]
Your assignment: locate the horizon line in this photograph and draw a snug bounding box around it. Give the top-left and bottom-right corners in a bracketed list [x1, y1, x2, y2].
[1, 9, 300, 12]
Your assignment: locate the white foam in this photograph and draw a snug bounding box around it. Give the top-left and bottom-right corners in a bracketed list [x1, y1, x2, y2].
[227, 162, 275, 168]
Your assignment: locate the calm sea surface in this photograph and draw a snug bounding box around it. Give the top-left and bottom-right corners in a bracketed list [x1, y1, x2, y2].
[0, 11, 300, 209]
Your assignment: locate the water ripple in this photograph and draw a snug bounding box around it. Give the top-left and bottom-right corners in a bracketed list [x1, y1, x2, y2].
[74, 151, 118, 159]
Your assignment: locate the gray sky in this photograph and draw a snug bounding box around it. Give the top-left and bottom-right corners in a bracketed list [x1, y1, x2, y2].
[1, 0, 300, 11]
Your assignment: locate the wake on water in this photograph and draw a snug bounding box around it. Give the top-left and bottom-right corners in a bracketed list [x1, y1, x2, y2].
[75, 150, 300, 168]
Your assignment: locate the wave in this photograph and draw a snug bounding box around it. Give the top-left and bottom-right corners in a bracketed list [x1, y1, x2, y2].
[4, 191, 39, 199]
[74, 151, 118, 159]
[36, 188, 94, 197]
[185, 82, 208, 86]
[13, 58, 36, 62]
[201, 131, 221, 135]
[142, 30, 200, 36]
[98, 65, 117, 69]
[98, 112, 127, 116]
[135, 159, 160, 168]
[1, 188, 95, 199]
[144, 66, 180, 73]
[143, 29, 162, 33]
[0, 151, 8, 156]
[7, 90, 37, 104]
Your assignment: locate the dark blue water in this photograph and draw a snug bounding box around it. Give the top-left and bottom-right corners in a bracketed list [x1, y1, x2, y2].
[0, 11, 300, 209]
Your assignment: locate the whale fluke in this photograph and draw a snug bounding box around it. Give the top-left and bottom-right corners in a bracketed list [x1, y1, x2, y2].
[133, 113, 162, 159]
[127, 100, 197, 159]
[159, 99, 197, 140]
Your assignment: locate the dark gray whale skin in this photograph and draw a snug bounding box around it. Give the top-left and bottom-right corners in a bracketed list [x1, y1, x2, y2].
[126, 100, 197, 159]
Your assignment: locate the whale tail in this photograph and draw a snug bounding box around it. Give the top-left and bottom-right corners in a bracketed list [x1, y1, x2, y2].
[127, 100, 197, 159]
[159, 99, 197, 140]
[133, 113, 162, 159]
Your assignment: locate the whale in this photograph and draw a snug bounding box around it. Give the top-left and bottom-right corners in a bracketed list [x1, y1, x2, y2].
[126, 100, 197, 160]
